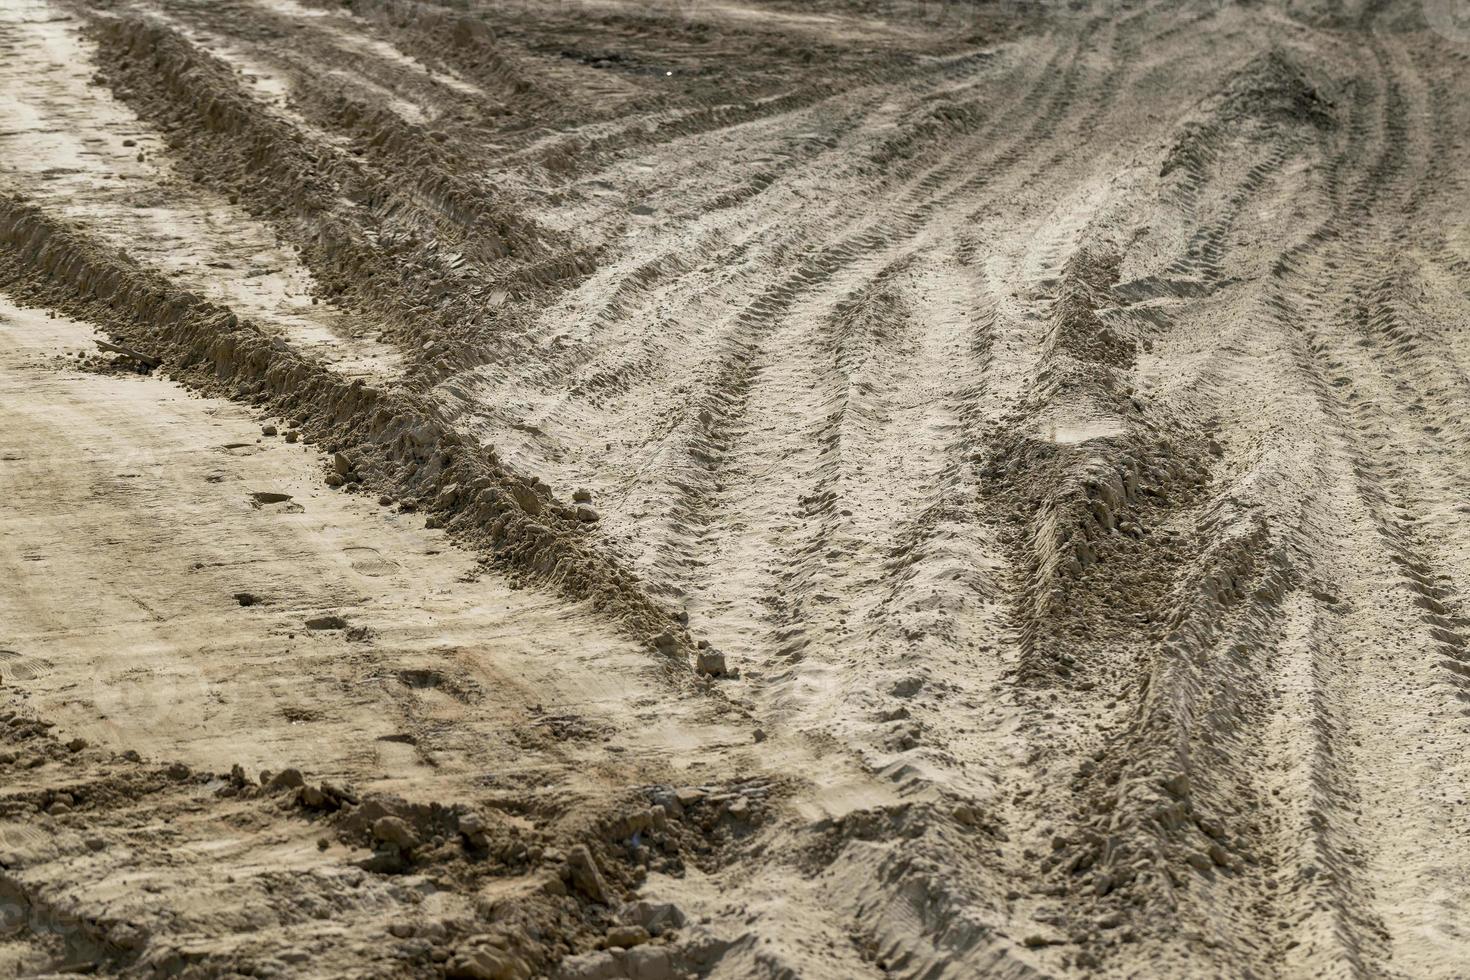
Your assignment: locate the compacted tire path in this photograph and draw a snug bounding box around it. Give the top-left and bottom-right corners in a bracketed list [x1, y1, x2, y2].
[2, 0, 1469, 976]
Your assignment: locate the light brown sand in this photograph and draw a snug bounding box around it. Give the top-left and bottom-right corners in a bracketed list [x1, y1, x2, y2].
[2, 0, 1469, 976]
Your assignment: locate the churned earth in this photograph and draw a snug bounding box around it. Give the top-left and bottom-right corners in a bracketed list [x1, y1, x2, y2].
[2, 0, 1469, 976]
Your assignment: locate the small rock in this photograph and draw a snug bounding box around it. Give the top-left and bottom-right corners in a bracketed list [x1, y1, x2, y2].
[269, 768, 305, 790]
[373, 816, 419, 850]
[695, 649, 726, 676]
[620, 899, 686, 936]
[285, 430, 299, 443]
[1185, 850, 1213, 873]
[604, 925, 649, 949]
[753, 729, 767, 743]
[573, 488, 593, 503]
[566, 843, 613, 904]
[575, 504, 599, 523]
[66, 738, 87, 753]
[333, 452, 352, 477]
[262, 424, 278, 436]
[445, 946, 525, 980]
[617, 946, 673, 980]
[509, 484, 543, 516]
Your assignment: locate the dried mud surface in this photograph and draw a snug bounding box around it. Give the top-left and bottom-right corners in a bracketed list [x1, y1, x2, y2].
[2, 0, 1470, 976]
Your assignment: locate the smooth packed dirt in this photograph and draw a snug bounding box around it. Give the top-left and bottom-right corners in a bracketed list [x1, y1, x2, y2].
[2, 0, 1469, 976]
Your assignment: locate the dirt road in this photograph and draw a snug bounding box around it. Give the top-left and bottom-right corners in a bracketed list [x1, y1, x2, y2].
[2, 0, 1469, 975]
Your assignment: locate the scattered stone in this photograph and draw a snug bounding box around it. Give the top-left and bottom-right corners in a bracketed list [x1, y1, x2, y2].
[333, 452, 352, 477]
[66, 738, 87, 753]
[285, 430, 300, 443]
[753, 729, 767, 744]
[573, 488, 593, 503]
[575, 504, 599, 523]
[305, 615, 347, 630]
[261, 424, 277, 436]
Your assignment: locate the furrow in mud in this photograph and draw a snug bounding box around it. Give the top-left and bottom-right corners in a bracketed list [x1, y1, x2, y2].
[80, 10, 587, 385]
[0, 0, 397, 375]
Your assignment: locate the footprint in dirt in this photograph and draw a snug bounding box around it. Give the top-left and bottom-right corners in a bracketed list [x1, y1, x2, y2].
[0, 650, 53, 684]
[343, 545, 399, 578]
[250, 491, 303, 513]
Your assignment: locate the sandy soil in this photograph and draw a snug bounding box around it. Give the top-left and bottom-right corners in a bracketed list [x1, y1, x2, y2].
[2, 0, 1469, 976]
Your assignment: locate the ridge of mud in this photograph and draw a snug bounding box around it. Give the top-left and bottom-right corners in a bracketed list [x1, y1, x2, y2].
[83, 12, 591, 385]
[0, 195, 698, 669]
[0, 700, 756, 978]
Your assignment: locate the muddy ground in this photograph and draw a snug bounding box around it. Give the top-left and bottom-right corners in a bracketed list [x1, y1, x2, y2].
[1, 0, 1469, 976]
